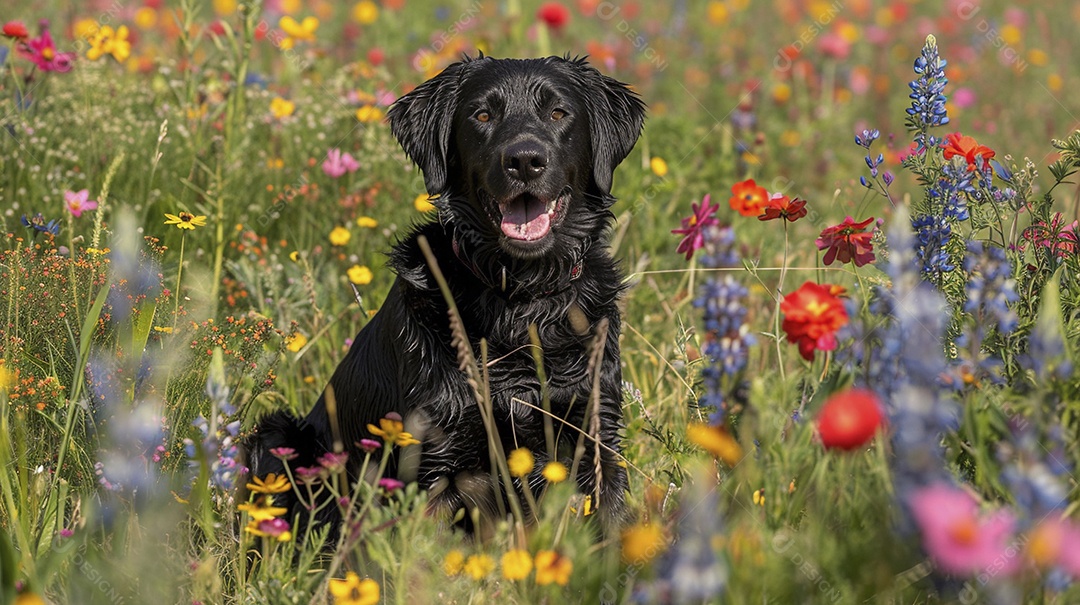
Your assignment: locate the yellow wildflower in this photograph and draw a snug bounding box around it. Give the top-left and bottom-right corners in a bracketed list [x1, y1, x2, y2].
[286, 333, 308, 353]
[246, 473, 291, 494]
[164, 211, 207, 230]
[542, 461, 568, 483]
[86, 25, 132, 63]
[414, 193, 436, 213]
[352, 1, 380, 24]
[367, 416, 420, 447]
[356, 216, 378, 228]
[270, 97, 296, 119]
[463, 554, 494, 580]
[355, 105, 385, 123]
[534, 550, 572, 586]
[134, 7, 158, 29]
[507, 447, 534, 478]
[237, 495, 287, 522]
[753, 488, 765, 507]
[329, 572, 380, 605]
[687, 423, 743, 467]
[443, 550, 465, 576]
[347, 265, 373, 285]
[278, 16, 318, 50]
[213, 0, 238, 16]
[621, 523, 666, 565]
[500, 549, 533, 581]
[329, 226, 352, 246]
[649, 156, 668, 177]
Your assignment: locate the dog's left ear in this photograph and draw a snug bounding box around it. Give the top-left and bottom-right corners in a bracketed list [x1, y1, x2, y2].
[570, 59, 646, 194]
[387, 62, 465, 195]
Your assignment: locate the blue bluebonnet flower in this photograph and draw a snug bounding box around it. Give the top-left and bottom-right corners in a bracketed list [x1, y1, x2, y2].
[930, 160, 976, 222]
[962, 241, 1018, 334]
[694, 276, 754, 413]
[905, 35, 950, 151]
[911, 214, 955, 282]
[21, 212, 60, 236]
[697, 224, 739, 269]
[184, 365, 247, 490]
[692, 223, 753, 415]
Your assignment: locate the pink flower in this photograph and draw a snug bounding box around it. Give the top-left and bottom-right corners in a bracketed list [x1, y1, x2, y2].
[322, 148, 359, 178]
[671, 194, 720, 260]
[1023, 212, 1077, 259]
[269, 447, 297, 461]
[356, 438, 381, 453]
[64, 189, 98, 217]
[19, 27, 75, 73]
[378, 477, 405, 491]
[909, 483, 1018, 576]
[317, 451, 349, 472]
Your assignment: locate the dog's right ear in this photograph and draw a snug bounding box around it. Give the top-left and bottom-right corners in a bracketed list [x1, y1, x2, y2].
[387, 63, 464, 195]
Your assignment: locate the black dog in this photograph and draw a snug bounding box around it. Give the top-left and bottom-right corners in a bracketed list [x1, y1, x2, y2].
[249, 55, 645, 534]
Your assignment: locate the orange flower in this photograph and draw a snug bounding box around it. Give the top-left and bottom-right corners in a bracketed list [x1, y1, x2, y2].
[728, 179, 769, 217]
[780, 281, 849, 361]
[941, 132, 995, 170]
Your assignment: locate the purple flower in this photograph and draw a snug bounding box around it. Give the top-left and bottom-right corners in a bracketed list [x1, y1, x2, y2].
[322, 148, 359, 178]
[672, 194, 721, 260]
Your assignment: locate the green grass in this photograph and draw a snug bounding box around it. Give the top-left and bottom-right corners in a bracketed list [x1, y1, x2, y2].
[3, 1, 1080, 603]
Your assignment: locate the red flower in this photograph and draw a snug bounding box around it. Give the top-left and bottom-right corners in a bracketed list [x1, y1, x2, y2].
[758, 193, 808, 222]
[941, 132, 995, 170]
[537, 2, 571, 30]
[729, 179, 769, 217]
[816, 216, 876, 267]
[816, 389, 884, 450]
[2, 21, 29, 39]
[780, 281, 848, 361]
[672, 194, 720, 260]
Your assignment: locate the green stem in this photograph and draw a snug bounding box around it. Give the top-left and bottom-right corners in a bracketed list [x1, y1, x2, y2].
[173, 232, 186, 330]
[773, 224, 789, 382]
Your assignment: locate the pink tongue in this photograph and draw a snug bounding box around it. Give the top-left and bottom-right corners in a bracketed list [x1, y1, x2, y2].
[500, 196, 551, 241]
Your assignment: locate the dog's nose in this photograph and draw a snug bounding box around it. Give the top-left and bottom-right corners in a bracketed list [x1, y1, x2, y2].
[503, 140, 548, 182]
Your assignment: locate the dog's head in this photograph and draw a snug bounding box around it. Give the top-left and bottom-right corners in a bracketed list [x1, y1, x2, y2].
[388, 56, 645, 260]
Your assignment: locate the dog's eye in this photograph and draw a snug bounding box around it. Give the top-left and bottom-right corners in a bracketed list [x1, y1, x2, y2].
[475, 110, 491, 123]
[550, 109, 567, 121]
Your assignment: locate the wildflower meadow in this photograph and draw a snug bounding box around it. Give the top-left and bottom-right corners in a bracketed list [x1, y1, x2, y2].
[3, 1, 1080, 603]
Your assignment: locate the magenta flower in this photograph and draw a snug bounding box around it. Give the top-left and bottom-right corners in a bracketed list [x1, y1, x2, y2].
[322, 148, 359, 178]
[909, 483, 1018, 576]
[269, 447, 297, 461]
[19, 27, 75, 73]
[816, 216, 877, 267]
[317, 451, 349, 472]
[255, 517, 291, 538]
[378, 477, 404, 491]
[356, 438, 381, 453]
[293, 466, 326, 483]
[672, 194, 720, 261]
[64, 189, 98, 218]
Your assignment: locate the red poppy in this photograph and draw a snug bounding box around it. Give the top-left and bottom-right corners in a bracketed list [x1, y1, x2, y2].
[780, 281, 848, 361]
[941, 132, 995, 170]
[815, 216, 876, 266]
[729, 179, 769, 217]
[817, 389, 884, 451]
[758, 193, 808, 222]
[672, 194, 720, 260]
[537, 2, 571, 30]
[2, 21, 29, 39]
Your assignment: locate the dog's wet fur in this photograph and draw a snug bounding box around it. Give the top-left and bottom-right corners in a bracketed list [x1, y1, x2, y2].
[248, 55, 645, 536]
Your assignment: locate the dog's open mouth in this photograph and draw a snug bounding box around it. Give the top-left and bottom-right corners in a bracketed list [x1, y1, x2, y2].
[497, 189, 570, 242]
